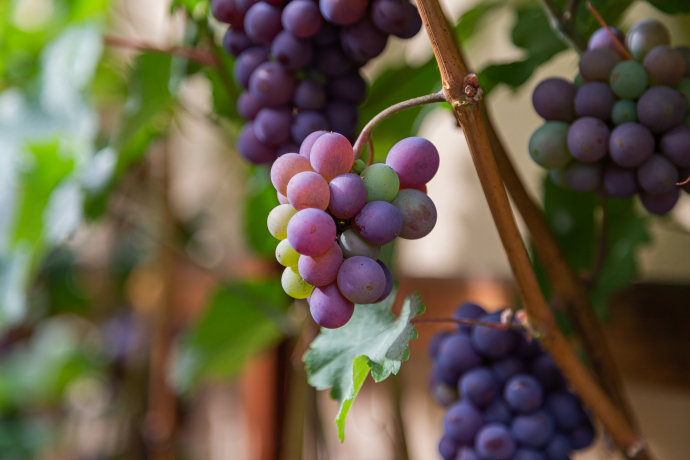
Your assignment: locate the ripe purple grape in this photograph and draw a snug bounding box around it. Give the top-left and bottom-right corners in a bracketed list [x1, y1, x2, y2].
[244, 2, 282, 44]
[309, 132, 354, 182]
[661, 125, 690, 167]
[453, 302, 486, 333]
[299, 130, 328, 160]
[271, 31, 313, 70]
[234, 47, 270, 89]
[341, 17, 389, 63]
[475, 424, 516, 460]
[270, 152, 312, 195]
[626, 18, 671, 61]
[643, 45, 685, 86]
[471, 314, 517, 359]
[309, 281, 354, 328]
[544, 433, 573, 460]
[609, 122, 655, 167]
[371, 0, 413, 35]
[491, 356, 525, 385]
[287, 208, 336, 256]
[352, 201, 403, 245]
[504, 374, 544, 413]
[567, 117, 609, 163]
[579, 48, 621, 82]
[510, 410, 555, 448]
[437, 334, 483, 381]
[291, 112, 330, 144]
[223, 29, 252, 57]
[640, 189, 680, 215]
[574, 82, 615, 121]
[376, 260, 393, 302]
[293, 80, 326, 110]
[298, 241, 343, 287]
[513, 449, 547, 460]
[564, 161, 602, 192]
[337, 256, 386, 304]
[390, 189, 438, 239]
[637, 155, 678, 195]
[386, 137, 440, 189]
[324, 100, 359, 138]
[530, 353, 565, 391]
[287, 171, 330, 211]
[570, 422, 596, 450]
[249, 61, 296, 107]
[637, 86, 686, 134]
[603, 164, 638, 198]
[327, 72, 367, 104]
[532, 78, 577, 122]
[439, 435, 459, 460]
[395, 3, 421, 39]
[339, 229, 381, 260]
[444, 401, 483, 444]
[281, 0, 323, 38]
[237, 92, 263, 120]
[319, 0, 368, 26]
[314, 46, 353, 77]
[545, 391, 586, 431]
[254, 107, 292, 146]
[483, 400, 512, 424]
[588, 26, 625, 54]
[459, 367, 499, 407]
[211, 0, 244, 28]
[237, 122, 277, 164]
[328, 173, 367, 219]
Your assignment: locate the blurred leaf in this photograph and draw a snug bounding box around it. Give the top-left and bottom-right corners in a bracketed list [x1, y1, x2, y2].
[303, 290, 424, 442]
[644, 0, 690, 13]
[245, 167, 280, 258]
[207, 48, 242, 121]
[455, 2, 504, 43]
[172, 278, 291, 392]
[571, 0, 635, 40]
[478, 4, 567, 95]
[591, 198, 650, 318]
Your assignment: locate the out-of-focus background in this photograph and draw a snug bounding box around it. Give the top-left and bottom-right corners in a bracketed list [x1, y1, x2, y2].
[1, 0, 690, 459]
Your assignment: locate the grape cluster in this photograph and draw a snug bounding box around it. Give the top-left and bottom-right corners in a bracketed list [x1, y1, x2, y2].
[267, 131, 439, 328]
[211, 0, 422, 164]
[429, 303, 595, 460]
[529, 20, 690, 215]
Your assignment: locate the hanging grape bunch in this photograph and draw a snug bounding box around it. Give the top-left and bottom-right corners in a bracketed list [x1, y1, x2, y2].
[211, 0, 422, 164]
[429, 303, 596, 460]
[529, 19, 690, 215]
[267, 132, 439, 328]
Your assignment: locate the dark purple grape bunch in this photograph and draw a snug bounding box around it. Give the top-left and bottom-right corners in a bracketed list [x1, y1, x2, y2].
[529, 19, 690, 215]
[267, 131, 439, 328]
[211, 0, 422, 164]
[429, 303, 596, 460]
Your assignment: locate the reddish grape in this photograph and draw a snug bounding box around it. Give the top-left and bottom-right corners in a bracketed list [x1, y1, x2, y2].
[391, 189, 437, 239]
[299, 130, 328, 160]
[386, 137, 440, 189]
[298, 241, 343, 286]
[287, 208, 336, 256]
[643, 45, 685, 86]
[328, 173, 367, 219]
[309, 132, 354, 182]
[352, 201, 403, 245]
[287, 171, 330, 210]
[337, 256, 386, 304]
[309, 282, 354, 328]
[270, 153, 312, 195]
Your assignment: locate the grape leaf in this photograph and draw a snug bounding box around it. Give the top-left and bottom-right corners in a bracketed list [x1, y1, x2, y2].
[303, 290, 425, 442]
[644, 0, 690, 14]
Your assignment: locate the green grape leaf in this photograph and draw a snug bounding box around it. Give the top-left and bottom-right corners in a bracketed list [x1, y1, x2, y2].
[172, 278, 291, 392]
[644, 0, 690, 14]
[303, 290, 425, 442]
[245, 167, 280, 258]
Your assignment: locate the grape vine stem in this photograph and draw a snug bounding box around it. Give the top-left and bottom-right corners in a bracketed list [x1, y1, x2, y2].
[585, 2, 634, 60]
[416, 0, 647, 457]
[103, 35, 219, 67]
[352, 91, 446, 160]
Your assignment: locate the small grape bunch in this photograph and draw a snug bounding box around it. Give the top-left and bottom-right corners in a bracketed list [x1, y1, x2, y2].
[267, 131, 439, 328]
[211, 0, 422, 164]
[529, 19, 690, 215]
[429, 303, 596, 460]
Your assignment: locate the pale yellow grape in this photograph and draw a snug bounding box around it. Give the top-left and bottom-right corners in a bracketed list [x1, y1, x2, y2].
[281, 266, 314, 299]
[267, 204, 298, 240]
[276, 239, 300, 267]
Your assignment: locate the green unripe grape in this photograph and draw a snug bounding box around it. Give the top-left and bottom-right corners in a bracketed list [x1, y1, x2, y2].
[611, 100, 638, 125]
[610, 61, 648, 99]
[339, 228, 382, 259]
[267, 204, 298, 240]
[352, 159, 366, 175]
[361, 163, 400, 203]
[281, 266, 314, 299]
[528, 121, 572, 169]
[677, 77, 690, 112]
[549, 168, 569, 188]
[573, 73, 585, 88]
[276, 239, 300, 267]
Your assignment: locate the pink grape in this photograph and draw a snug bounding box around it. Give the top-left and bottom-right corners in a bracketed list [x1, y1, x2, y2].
[298, 241, 343, 287]
[270, 153, 313, 195]
[309, 132, 354, 182]
[386, 137, 440, 189]
[352, 201, 403, 245]
[299, 130, 328, 160]
[391, 189, 438, 239]
[337, 256, 386, 304]
[376, 260, 393, 303]
[309, 282, 354, 329]
[277, 191, 289, 204]
[287, 171, 330, 210]
[328, 173, 367, 219]
[287, 208, 336, 256]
